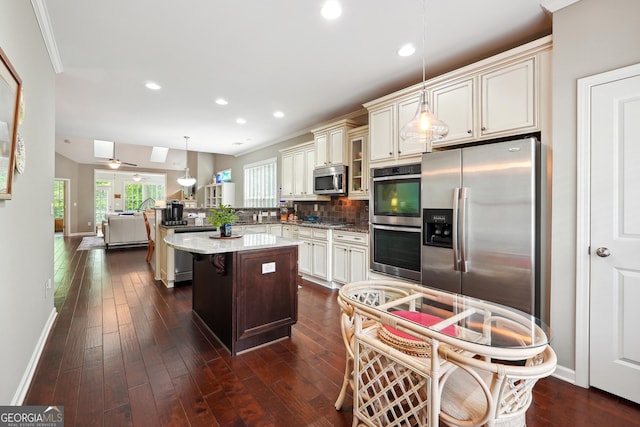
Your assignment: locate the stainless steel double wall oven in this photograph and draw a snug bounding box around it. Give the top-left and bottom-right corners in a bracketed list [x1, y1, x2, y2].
[369, 163, 422, 282]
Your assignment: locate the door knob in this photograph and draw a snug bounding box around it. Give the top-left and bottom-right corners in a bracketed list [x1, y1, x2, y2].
[595, 247, 611, 257]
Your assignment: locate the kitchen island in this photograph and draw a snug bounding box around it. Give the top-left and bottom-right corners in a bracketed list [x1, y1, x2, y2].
[164, 231, 301, 355]
[156, 224, 218, 287]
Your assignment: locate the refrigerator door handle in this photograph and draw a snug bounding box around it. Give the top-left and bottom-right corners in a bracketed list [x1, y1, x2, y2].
[459, 187, 469, 272]
[452, 188, 460, 271]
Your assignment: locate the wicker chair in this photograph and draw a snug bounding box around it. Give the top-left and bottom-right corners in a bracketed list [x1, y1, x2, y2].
[334, 282, 412, 411]
[142, 211, 154, 263]
[437, 345, 557, 427]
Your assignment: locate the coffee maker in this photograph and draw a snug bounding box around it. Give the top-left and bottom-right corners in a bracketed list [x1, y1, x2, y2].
[162, 200, 187, 225]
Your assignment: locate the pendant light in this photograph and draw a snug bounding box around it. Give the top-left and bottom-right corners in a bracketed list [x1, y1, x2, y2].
[177, 136, 196, 187]
[399, 0, 448, 151]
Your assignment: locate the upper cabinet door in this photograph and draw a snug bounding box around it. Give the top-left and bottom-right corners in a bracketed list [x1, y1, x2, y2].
[397, 93, 428, 158]
[369, 105, 395, 163]
[328, 127, 346, 165]
[304, 145, 316, 196]
[431, 78, 475, 146]
[315, 133, 328, 168]
[293, 149, 306, 197]
[480, 58, 536, 137]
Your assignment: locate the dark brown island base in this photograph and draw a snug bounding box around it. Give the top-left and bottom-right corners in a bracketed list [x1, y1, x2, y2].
[164, 232, 300, 355]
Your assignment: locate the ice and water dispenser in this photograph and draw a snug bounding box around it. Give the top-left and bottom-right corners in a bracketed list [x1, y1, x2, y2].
[423, 209, 453, 248]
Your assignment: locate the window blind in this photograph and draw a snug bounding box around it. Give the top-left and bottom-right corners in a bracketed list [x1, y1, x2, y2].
[244, 158, 277, 207]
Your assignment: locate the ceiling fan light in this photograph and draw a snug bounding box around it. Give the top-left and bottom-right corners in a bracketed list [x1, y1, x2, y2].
[132, 173, 142, 182]
[108, 160, 121, 169]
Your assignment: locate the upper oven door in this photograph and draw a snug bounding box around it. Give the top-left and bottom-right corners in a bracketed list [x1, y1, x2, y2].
[371, 174, 421, 226]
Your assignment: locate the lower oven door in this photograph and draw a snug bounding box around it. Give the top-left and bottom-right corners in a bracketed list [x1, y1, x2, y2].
[370, 224, 421, 282]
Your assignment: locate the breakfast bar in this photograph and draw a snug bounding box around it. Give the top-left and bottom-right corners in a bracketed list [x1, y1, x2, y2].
[164, 231, 301, 355]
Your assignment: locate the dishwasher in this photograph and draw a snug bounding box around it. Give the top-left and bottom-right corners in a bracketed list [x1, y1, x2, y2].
[174, 227, 217, 283]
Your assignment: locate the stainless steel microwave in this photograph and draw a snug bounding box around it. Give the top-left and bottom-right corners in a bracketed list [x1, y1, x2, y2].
[313, 165, 347, 196]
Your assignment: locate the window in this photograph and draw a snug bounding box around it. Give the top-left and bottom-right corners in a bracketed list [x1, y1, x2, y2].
[244, 158, 277, 207]
[124, 182, 165, 211]
[95, 180, 111, 226]
[53, 180, 65, 219]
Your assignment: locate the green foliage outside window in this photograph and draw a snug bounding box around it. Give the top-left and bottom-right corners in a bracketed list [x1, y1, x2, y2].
[53, 180, 65, 219]
[124, 183, 165, 210]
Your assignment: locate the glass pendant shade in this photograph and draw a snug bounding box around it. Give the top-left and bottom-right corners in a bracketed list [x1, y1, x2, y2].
[177, 136, 196, 187]
[108, 160, 120, 169]
[399, 0, 448, 152]
[400, 90, 449, 151]
[177, 168, 196, 187]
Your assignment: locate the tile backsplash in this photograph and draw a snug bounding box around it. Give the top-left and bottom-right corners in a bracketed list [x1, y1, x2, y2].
[294, 198, 369, 226]
[191, 198, 369, 226]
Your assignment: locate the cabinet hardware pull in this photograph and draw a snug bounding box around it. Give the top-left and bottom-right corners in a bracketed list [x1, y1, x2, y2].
[467, 130, 472, 134]
[481, 126, 487, 131]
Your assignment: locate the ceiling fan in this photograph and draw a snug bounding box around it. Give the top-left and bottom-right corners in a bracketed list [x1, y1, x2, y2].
[103, 143, 137, 169]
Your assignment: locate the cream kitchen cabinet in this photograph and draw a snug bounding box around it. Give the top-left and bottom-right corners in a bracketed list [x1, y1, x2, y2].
[312, 119, 360, 168]
[280, 142, 329, 201]
[238, 223, 282, 236]
[242, 224, 268, 233]
[430, 78, 475, 145]
[297, 226, 331, 285]
[282, 224, 298, 239]
[347, 125, 370, 200]
[366, 91, 427, 167]
[431, 58, 538, 148]
[268, 223, 283, 236]
[204, 182, 235, 208]
[480, 58, 536, 137]
[364, 36, 551, 156]
[332, 230, 368, 284]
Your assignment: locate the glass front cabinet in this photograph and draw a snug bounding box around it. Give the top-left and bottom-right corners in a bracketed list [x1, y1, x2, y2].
[348, 125, 369, 200]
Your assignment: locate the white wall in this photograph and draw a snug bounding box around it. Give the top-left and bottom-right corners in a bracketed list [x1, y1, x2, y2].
[550, 0, 640, 373]
[0, 2, 56, 404]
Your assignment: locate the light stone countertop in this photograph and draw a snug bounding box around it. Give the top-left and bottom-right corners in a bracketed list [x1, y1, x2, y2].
[164, 231, 301, 255]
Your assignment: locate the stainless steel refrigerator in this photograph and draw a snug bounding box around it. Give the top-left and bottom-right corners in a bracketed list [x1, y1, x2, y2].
[421, 137, 540, 315]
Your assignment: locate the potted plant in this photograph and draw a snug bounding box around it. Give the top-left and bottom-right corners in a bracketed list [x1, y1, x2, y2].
[208, 204, 238, 237]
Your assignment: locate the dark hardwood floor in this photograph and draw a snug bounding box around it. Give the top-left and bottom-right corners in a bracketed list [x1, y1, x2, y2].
[24, 235, 640, 426]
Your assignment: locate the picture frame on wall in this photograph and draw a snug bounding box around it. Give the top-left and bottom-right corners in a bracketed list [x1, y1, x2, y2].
[0, 47, 22, 200]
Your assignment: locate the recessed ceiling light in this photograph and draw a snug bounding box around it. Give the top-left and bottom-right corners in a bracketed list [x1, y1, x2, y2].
[273, 111, 285, 118]
[321, 0, 342, 19]
[398, 43, 416, 57]
[236, 118, 247, 124]
[144, 81, 161, 90]
[215, 98, 228, 105]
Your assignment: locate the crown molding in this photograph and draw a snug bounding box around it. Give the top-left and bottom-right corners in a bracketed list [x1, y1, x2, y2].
[540, 0, 581, 13]
[31, 0, 63, 73]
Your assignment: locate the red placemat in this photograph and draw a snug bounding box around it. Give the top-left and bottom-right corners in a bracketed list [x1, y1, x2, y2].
[383, 311, 458, 340]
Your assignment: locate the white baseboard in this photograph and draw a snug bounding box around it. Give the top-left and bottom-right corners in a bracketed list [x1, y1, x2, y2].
[551, 363, 578, 386]
[68, 232, 95, 237]
[299, 274, 336, 290]
[11, 307, 58, 405]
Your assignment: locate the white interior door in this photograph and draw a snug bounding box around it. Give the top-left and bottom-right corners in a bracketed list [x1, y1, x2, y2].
[589, 71, 640, 404]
